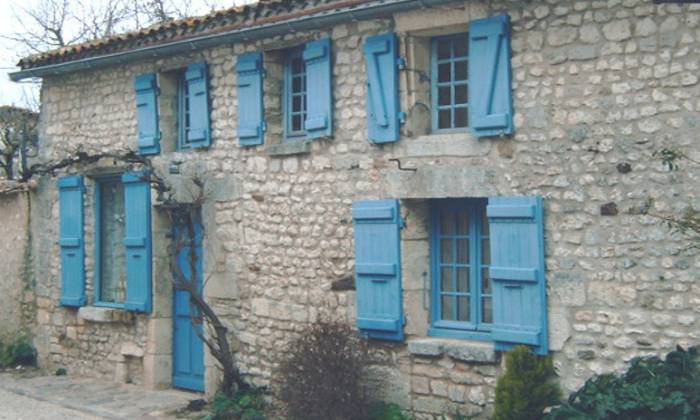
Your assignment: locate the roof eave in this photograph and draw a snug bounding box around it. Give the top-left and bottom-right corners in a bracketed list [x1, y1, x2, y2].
[10, 0, 456, 82]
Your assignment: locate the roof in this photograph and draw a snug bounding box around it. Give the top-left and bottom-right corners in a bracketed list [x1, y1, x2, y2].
[17, 0, 368, 70]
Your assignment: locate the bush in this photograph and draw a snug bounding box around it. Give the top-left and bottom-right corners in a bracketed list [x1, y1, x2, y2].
[493, 346, 560, 420]
[204, 387, 267, 420]
[277, 321, 372, 420]
[0, 335, 36, 368]
[368, 402, 413, 420]
[547, 346, 700, 420]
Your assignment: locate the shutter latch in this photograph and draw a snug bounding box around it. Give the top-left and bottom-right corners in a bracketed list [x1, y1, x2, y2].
[398, 112, 407, 124]
[397, 57, 406, 70]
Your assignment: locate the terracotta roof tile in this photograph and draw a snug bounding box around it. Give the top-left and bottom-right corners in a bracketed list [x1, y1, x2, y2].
[18, 0, 370, 70]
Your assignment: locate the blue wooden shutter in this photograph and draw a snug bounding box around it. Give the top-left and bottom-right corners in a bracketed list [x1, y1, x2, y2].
[303, 38, 333, 139]
[134, 73, 160, 155]
[58, 176, 86, 307]
[185, 61, 211, 148]
[122, 172, 152, 313]
[236, 52, 265, 146]
[352, 200, 404, 341]
[487, 196, 547, 355]
[468, 15, 514, 138]
[363, 32, 401, 144]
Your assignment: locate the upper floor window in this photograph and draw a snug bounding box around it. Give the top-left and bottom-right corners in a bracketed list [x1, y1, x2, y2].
[431, 33, 469, 132]
[284, 46, 308, 139]
[430, 198, 491, 335]
[96, 176, 126, 305]
[177, 71, 192, 150]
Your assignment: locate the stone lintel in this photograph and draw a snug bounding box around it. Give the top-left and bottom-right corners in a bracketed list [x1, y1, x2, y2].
[266, 140, 312, 157]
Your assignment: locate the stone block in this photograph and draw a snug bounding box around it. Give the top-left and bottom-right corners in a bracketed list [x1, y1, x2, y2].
[78, 306, 134, 324]
[445, 342, 497, 364]
[121, 341, 145, 358]
[407, 339, 444, 357]
[147, 318, 172, 355]
[143, 354, 172, 390]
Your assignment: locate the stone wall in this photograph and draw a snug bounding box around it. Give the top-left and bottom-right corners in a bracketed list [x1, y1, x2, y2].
[29, 0, 700, 418]
[0, 186, 33, 338]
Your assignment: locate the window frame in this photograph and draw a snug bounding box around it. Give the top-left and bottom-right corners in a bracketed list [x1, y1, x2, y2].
[431, 32, 470, 134]
[177, 71, 192, 150]
[428, 198, 492, 341]
[283, 46, 308, 141]
[93, 175, 127, 308]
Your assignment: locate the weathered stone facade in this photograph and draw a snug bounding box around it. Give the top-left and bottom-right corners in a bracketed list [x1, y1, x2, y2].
[23, 0, 700, 418]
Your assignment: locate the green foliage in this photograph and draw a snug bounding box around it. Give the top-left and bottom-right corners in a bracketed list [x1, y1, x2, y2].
[0, 335, 36, 368]
[204, 387, 267, 420]
[55, 368, 67, 376]
[492, 346, 561, 420]
[368, 402, 413, 420]
[547, 346, 700, 420]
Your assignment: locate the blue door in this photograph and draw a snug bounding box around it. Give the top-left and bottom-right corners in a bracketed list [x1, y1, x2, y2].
[172, 212, 205, 392]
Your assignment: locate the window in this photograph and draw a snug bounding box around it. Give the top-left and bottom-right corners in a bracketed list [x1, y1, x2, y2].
[430, 198, 492, 338]
[177, 71, 192, 149]
[431, 33, 469, 132]
[284, 46, 307, 139]
[95, 177, 126, 305]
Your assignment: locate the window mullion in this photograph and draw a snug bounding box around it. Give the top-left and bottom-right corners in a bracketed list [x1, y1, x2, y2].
[471, 205, 481, 327]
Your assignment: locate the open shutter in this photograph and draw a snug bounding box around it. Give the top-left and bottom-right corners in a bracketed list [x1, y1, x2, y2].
[236, 52, 265, 146]
[134, 73, 160, 155]
[363, 32, 401, 144]
[58, 176, 86, 307]
[352, 200, 404, 341]
[122, 172, 152, 313]
[468, 15, 514, 138]
[303, 38, 333, 139]
[487, 196, 547, 355]
[185, 61, 211, 148]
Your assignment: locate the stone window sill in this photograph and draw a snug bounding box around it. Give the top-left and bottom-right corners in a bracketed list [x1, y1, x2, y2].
[407, 338, 499, 364]
[396, 132, 492, 158]
[266, 140, 311, 157]
[78, 306, 134, 324]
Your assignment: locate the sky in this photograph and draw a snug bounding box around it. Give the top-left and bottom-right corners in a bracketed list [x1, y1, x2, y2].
[0, 0, 256, 110]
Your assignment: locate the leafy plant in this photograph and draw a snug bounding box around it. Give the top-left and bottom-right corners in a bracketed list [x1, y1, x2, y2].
[493, 345, 560, 420]
[547, 346, 700, 420]
[276, 320, 373, 420]
[55, 368, 67, 376]
[0, 335, 36, 368]
[204, 387, 267, 420]
[368, 401, 413, 420]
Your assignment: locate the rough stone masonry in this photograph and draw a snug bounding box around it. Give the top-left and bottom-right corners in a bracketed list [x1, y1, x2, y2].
[23, 0, 700, 418]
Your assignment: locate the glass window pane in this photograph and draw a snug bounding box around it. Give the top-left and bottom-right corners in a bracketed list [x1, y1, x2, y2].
[292, 76, 302, 92]
[454, 38, 468, 57]
[454, 108, 468, 128]
[458, 297, 470, 322]
[100, 181, 126, 303]
[482, 267, 491, 294]
[456, 211, 469, 236]
[292, 115, 302, 132]
[292, 95, 302, 113]
[457, 267, 469, 293]
[441, 266, 454, 292]
[441, 295, 454, 321]
[437, 40, 451, 59]
[457, 239, 469, 264]
[440, 239, 453, 263]
[482, 297, 493, 324]
[438, 110, 451, 129]
[482, 239, 490, 265]
[440, 210, 454, 235]
[481, 210, 489, 235]
[291, 56, 303, 74]
[455, 85, 468, 105]
[438, 87, 451, 106]
[454, 61, 468, 81]
[438, 63, 451, 83]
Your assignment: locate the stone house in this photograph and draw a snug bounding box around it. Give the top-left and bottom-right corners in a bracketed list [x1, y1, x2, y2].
[9, 0, 700, 417]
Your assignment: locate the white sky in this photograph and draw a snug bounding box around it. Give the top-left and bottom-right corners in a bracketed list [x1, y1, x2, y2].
[0, 0, 255, 109]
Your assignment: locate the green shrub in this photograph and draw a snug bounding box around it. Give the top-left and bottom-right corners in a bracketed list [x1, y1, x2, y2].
[547, 346, 700, 420]
[204, 387, 267, 420]
[277, 321, 372, 420]
[0, 335, 36, 368]
[55, 368, 68, 376]
[368, 402, 413, 420]
[493, 345, 561, 420]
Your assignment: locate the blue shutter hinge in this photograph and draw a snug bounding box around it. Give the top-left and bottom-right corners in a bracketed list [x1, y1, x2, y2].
[400, 217, 407, 230]
[397, 57, 406, 70]
[262, 121, 268, 132]
[398, 112, 407, 124]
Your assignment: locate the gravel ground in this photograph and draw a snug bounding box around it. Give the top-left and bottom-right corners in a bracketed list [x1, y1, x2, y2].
[0, 388, 104, 420]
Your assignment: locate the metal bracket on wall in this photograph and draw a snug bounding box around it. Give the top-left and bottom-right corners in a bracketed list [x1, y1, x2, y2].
[388, 158, 417, 172]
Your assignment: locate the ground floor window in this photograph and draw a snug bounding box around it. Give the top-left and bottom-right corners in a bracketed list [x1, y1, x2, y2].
[430, 198, 492, 336]
[96, 177, 126, 304]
